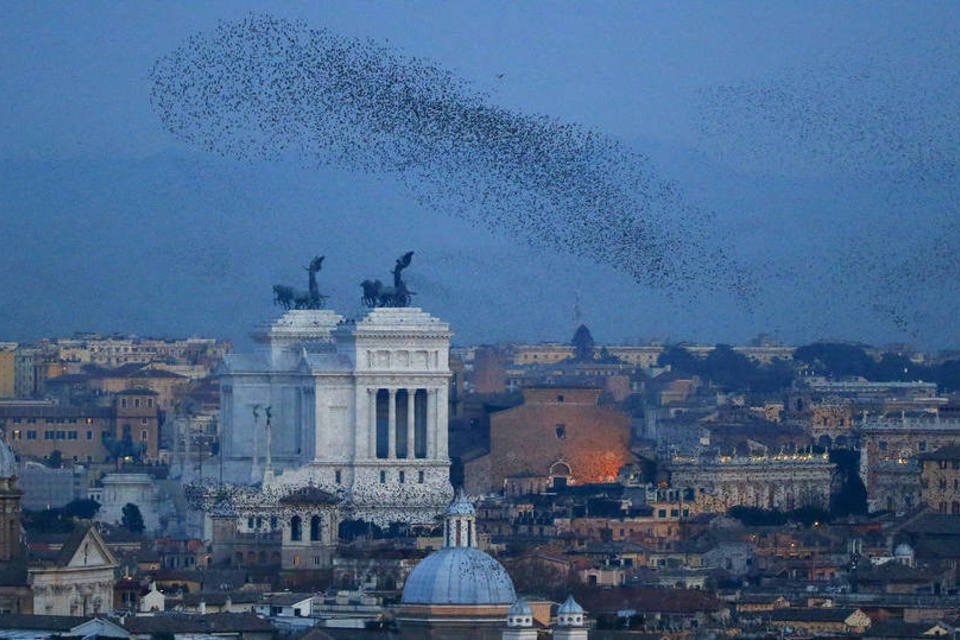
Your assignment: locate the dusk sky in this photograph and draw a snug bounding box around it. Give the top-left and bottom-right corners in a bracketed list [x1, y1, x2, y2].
[3, 1, 959, 349]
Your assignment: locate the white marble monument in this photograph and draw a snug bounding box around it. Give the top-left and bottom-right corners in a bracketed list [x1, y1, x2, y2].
[218, 306, 454, 525]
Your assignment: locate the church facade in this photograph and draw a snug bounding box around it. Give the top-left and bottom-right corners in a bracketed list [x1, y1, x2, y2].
[217, 306, 454, 525]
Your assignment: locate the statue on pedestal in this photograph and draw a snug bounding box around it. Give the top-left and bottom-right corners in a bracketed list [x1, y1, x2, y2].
[361, 251, 416, 307]
[273, 256, 327, 310]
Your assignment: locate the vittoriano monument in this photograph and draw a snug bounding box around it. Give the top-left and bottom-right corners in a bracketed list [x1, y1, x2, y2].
[212, 247, 454, 527]
[361, 251, 416, 307]
[273, 256, 327, 310]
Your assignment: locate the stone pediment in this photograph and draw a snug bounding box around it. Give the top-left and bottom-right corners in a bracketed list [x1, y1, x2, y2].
[61, 527, 117, 570]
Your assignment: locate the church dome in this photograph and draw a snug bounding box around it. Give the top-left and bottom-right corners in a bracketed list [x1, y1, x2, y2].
[401, 547, 516, 605]
[401, 492, 515, 606]
[894, 543, 914, 557]
[0, 439, 17, 478]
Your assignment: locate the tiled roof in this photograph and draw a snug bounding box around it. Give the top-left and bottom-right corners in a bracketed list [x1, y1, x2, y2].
[122, 613, 273, 634]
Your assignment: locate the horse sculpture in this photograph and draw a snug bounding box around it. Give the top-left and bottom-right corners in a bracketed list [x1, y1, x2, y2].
[274, 256, 327, 310]
[361, 252, 415, 307]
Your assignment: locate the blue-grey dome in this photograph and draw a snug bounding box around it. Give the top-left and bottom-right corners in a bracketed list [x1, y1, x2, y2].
[445, 490, 476, 516]
[401, 547, 516, 605]
[509, 599, 532, 616]
[558, 595, 584, 615]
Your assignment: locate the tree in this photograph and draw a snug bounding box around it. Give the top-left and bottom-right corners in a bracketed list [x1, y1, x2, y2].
[571, 324, 595, 361]
[46, 449, 62, 469]
[63, 498, 101, 519]
[121, 503, 145, 534]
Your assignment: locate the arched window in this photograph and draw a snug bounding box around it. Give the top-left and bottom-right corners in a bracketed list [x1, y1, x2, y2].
[290, 515, 302, 541]
[310, 515, 321, 542]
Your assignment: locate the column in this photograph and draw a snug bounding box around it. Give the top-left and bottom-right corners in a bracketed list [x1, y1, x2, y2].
[437, 385, 449, 458]
[367, 389, 376, 459]
[387, 388, 397, 459]
[426, 388, 437, 459]
[407, 389, 416, 460]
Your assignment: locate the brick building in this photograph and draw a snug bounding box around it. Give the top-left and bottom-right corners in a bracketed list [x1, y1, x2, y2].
[919, 445, 960, 513]
[0, 389, 160, 464]
[464, 387, 631, 494]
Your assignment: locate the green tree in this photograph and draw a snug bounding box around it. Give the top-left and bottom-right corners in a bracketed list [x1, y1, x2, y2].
[63, 498, 101, 519]
[571, 324, 595, 361]
[46, 449, 63, 469]
[121, 503, 145, 534]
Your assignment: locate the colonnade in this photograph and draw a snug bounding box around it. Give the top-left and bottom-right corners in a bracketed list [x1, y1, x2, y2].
[366, 387, 439, 459]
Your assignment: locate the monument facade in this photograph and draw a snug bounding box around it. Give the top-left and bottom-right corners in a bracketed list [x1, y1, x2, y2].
[216, 255, 454, 525]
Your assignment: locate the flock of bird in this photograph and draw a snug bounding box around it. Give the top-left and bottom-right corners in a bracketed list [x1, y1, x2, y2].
[150, 14, 752, 305]
[696, 49, 960, 338]
[150, 14, 958, 339]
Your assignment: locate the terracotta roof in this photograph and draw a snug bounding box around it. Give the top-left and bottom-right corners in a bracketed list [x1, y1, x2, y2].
[122, 613, 273, 634]
[768, 607, 863, 623]
[0, 613, 91, 631]
[572, 587, 724, 614]
[919, 445, 960, 461]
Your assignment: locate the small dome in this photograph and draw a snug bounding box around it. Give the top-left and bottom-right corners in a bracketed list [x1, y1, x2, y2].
[401, 547, 516, 605]
[558, 595, 584, 615]
[445, 490, 476, 516]
[0, 439, 17, 479]
[508, 599, 532, 616]
[894, 543, 914, 557]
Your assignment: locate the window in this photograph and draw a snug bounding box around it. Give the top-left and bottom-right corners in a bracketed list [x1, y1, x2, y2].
[310, 515, 321, 541]
[941, 479, 948, 489]
[44, 431, 53, 440]
[121, 399, 127, 408]
[418, 471, 425, 484]
[335, 470, 341, 484]
[557, 394, 564, 402]
[313, 556, 321, 566]
[134, 398, 140, 408]
[398, 471, 405, 484]
[940, 460, 948, 470]
[290, 516, 302, 541]
[68, 431, 77, 440]
[141, 417, 148, 424]
[380, 470, 386, 484]
[86, 431, 93, 440]
[879, 441, 887, 451]
[247, 517, 255, 530]
[141, 430, 147, 441]
[555, 424, 566, 440]
[939, 502, 947, 513]
[270, 517, 277, 529]
[27, 431, 36, 440]
[56, 430, 65, 440]
[920, 441, 927, 452]
[658, 509, 667, 518]
[953, 502, 960, 515]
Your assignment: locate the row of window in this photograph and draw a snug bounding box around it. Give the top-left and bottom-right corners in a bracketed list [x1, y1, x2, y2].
[937, 501, 960, 514]
[9, 429, 149, 442]
[8, 417, 97, 424]
[921, 478, 960, 490]
[378, 469, 426, 484]
[119, 397, 153, 408]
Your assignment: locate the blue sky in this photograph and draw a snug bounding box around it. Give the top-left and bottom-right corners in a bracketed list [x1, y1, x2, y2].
[3, 1, 959, 348]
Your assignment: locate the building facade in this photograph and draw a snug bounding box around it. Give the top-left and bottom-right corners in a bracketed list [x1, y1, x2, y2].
[0, 389, 160, 464]
[668, 454, 835, 511]
[218, 307, 454, 525]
